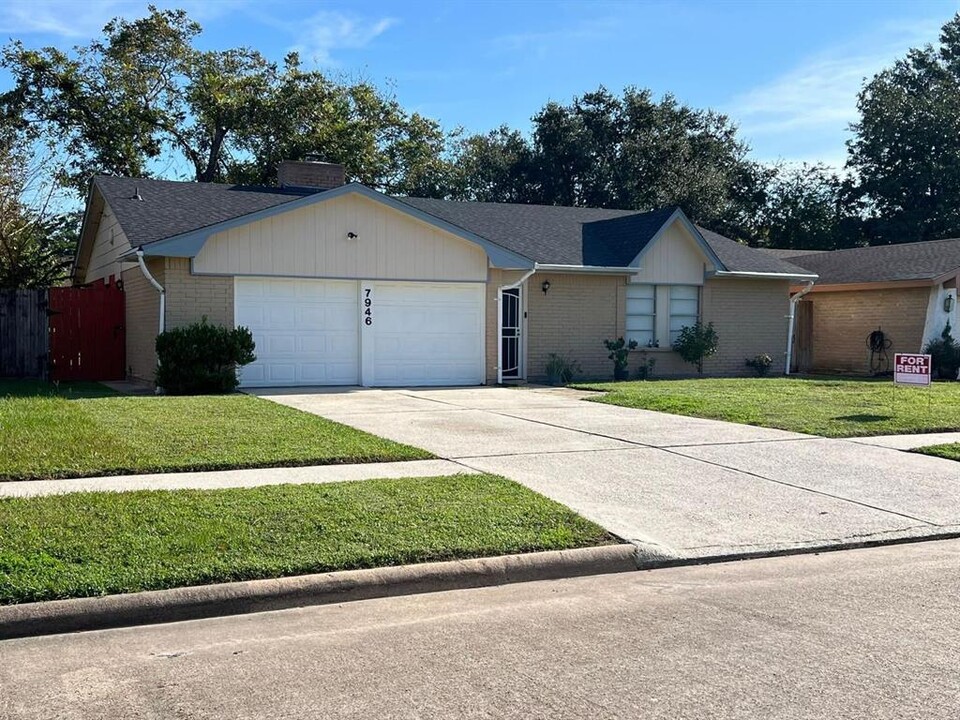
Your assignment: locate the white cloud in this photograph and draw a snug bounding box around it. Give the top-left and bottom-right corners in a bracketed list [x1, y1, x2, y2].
[728, 18, 943, 152]
[289, 11, 397, 66]
[0, 0, 243, 39]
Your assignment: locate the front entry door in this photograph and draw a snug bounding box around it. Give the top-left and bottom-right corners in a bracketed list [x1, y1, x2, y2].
[500, 287, 522, 380]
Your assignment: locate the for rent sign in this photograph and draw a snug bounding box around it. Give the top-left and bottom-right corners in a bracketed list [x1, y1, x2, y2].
[894, 353, 932, 386]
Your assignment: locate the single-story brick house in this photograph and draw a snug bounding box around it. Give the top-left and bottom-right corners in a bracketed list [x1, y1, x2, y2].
[765, 242, 960, 375]
[73, 159, 815, 387]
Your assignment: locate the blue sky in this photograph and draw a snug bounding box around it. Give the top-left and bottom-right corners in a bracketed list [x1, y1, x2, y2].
[1, 0, 958, 170]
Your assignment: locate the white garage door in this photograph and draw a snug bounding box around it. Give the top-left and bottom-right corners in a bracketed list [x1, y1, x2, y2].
[364, 282, 485, 387]
[235, 278, 484, 387]
[235, 278, 359, 387]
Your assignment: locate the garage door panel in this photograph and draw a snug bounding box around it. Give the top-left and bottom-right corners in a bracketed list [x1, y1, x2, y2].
[368, 282, 483, 387]
[237, 278, 359, 387]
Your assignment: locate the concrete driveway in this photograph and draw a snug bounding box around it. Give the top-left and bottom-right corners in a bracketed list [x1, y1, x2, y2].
[257, 386, 960, 560]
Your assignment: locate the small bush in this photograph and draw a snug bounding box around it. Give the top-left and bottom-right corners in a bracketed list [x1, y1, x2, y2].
[745, 353, 774, 377]
[672, 321, 719, 375]
[155, 318, 256, 395]
[603, 337, 638, 381]
[635, 353, 656, 380]
[544, 353, 582, 385]
[924, 322, 960, 380]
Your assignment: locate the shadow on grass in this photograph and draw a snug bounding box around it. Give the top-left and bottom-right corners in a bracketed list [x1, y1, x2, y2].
[0, 380, 119, 399]
[833, 413, 893, 423]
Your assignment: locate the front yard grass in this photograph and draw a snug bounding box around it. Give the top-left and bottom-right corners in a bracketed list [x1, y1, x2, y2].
[573, 377, 960, 438]
[0, 381, 430, 480]
[913, 443, 960, 462]
[0, 474, 613, 604]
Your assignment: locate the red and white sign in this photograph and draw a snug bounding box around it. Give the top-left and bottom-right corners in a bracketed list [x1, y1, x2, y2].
[894, 353, 932, 386]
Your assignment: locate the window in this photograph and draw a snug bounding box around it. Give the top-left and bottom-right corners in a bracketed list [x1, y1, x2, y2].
[669, 285, 700, 344]
[626, 284, 656, 347]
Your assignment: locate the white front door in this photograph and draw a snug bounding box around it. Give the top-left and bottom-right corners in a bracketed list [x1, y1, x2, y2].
[235, 277, 359, 387]
[363, 282, 485, 387]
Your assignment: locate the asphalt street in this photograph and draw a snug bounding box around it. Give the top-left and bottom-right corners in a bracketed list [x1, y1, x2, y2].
[3, 539, 959, 719]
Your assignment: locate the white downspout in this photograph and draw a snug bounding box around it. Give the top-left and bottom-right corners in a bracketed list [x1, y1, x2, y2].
[497, 265, 537, 385]
[136, 249, 165, 335]
[785, 280, 815, 375]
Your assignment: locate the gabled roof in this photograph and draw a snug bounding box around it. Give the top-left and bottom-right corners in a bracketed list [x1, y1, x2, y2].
[93, 175, 316, 247]
[777, 238, 960, 285]
[82, 175, 813, 277]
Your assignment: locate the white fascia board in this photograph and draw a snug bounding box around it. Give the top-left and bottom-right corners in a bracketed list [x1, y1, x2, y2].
[711, 270, 820, 280]
[535, 264, 637, 274]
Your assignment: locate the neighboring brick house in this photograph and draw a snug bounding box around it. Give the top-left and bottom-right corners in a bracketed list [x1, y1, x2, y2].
[765, 242, 960, 375]
[72, 159, 815, 387]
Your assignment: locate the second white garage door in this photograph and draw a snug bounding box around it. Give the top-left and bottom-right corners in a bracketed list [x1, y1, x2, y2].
[235, 278, 484, 387]
[363, 282, 485, 387]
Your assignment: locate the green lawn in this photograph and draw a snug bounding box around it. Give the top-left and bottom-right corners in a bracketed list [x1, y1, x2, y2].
[573, 377, 960, 438]
[914, 443, 960, 462]
[0, 475, 613, 604]
[0, 381, 430, 480]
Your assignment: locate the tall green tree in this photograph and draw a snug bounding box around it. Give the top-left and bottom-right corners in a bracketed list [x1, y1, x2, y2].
[0, 7, 450, 196]
[757, 164, 859, 250]
[847, 13, 960, 244]
[447, 86, 768, 236]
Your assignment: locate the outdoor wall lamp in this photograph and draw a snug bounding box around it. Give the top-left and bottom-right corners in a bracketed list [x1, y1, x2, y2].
[541, 280, 551, 294]
[946, 294, 956, 313]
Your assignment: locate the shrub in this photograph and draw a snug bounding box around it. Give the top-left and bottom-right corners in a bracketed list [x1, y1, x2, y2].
[544, 353, 582, 385]
[635, 353, 656, 380]
[603, 337, 638, 381]
[745, 353, 774, 377]
[672, 321, 719, 375]
[155, 318, 256, 395]
[924, 322, 960, 380]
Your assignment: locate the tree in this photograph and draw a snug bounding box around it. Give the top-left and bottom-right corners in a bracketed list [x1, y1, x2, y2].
[447, 86, 768, 236]
[0, 7, 452, 196]
[672, 321, 719, 375]
[847, 13, 960, 244]
[757, 163, 860, 250]
[0, 144, 77, 288]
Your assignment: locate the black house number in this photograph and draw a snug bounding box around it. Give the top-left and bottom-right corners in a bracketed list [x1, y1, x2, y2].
[364, 288, 373, 325]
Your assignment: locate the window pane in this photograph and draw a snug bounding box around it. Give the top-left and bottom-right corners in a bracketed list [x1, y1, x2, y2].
[626, 284, 655, 299]
[671, 298, 698, 315]
[669, 285, 699, 300]
[626, 297, 655, 315]
[626, 315, 654, 331]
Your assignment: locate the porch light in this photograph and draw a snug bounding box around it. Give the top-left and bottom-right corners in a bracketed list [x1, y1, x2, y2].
[541, 280, 551, 294]
[945, 294, 955, 313]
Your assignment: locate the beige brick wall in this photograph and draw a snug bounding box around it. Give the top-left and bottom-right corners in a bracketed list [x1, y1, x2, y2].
[525, 272, 622, 381]
[485, 273, 791, 383]
[809, 287, 928, 373]
[121, 258, 164, 381]
[700, 278, 791, 376]
[163, 258, 234, 330]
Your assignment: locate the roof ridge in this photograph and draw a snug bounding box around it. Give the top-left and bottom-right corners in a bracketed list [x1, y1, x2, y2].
[800, 236, 960, 257]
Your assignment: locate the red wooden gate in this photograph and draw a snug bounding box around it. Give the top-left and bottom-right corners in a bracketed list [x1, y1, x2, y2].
[49, 278, 125, 381]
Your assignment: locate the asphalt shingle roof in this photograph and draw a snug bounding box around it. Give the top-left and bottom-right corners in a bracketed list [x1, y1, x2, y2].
[779, 239, 960, 285]
[92, 175, 810, 275]
[93, 176, 315, 247]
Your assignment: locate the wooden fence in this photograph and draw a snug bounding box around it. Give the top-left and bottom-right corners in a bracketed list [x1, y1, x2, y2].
[0, 289, 49, 379]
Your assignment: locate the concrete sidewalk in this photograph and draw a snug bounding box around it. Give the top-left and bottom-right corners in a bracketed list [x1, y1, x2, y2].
[259, 386, 960, 560]
[0, 459, 466, 498]
[848, 431, 960, 450]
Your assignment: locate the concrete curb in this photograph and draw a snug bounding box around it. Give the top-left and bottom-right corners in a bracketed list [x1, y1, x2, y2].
[0, 544, 641, 640]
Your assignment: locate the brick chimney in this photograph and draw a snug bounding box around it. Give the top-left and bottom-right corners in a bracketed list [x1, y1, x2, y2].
[277, 155, 346, 190]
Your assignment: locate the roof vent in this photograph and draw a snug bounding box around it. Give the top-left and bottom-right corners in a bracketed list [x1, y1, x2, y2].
[131, 185, 143, 201]
[278, 158, 346, 191]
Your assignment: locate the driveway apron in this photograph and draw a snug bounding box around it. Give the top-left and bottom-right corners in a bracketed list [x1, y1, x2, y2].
[256, 387, 960, 560]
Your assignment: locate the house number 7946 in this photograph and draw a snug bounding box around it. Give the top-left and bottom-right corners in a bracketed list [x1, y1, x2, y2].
[363, 288, 373, 325]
